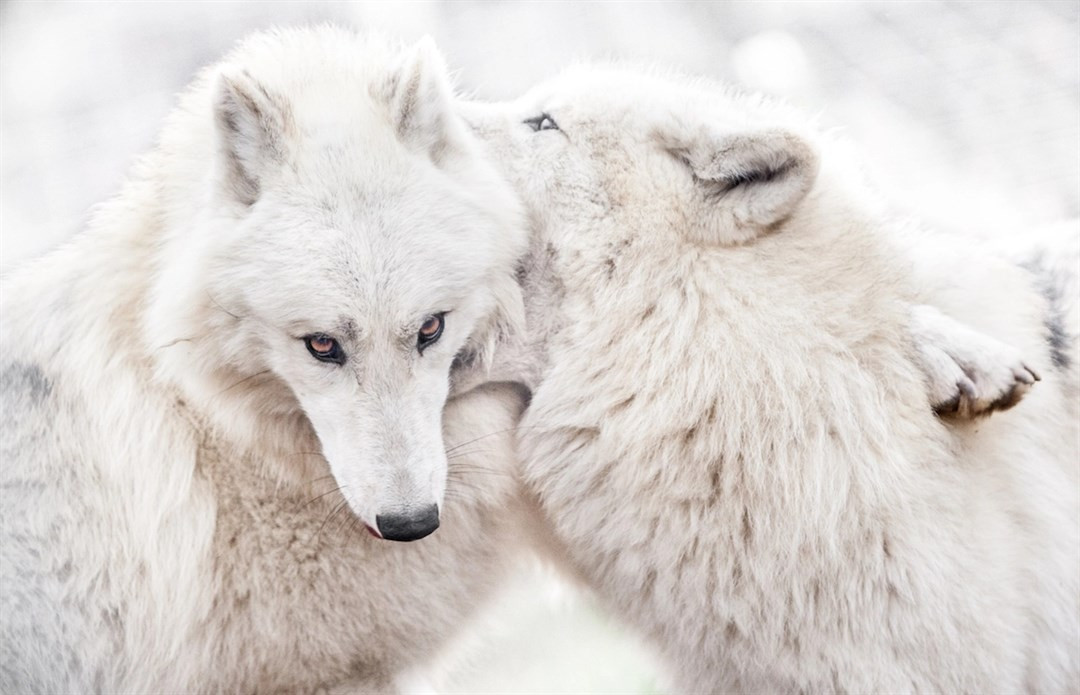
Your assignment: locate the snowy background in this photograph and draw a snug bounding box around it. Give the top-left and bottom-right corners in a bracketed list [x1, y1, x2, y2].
[3, 1, 1078, 273]
[2, 1, 1077, 692]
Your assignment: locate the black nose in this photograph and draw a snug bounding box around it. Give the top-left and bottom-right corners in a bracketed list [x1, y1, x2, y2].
[375, 504, 440, 542]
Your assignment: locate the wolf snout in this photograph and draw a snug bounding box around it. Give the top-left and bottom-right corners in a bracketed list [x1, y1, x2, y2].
[375, 504, 440, 542]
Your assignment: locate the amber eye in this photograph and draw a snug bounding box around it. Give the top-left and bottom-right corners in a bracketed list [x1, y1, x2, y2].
[304, 334, 345, 365]
[417, 313, 445, 353]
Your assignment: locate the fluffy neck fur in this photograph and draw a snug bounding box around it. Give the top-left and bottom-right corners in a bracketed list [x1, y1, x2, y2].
[0, 77, 320, 483]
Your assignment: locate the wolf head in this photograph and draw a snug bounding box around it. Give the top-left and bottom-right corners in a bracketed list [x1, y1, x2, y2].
[455, 67, 824, 399]
[147, 29, 525, 540]
[460, 65, 821, 250]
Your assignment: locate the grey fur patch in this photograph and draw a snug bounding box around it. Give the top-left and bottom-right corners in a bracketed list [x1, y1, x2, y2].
[215, 72, 293, 206]
[450, 347, 480, 378]
[1, 362, 52, 404]
[1020, 253, 1073, 371]
[1046, 310, 1070, 371]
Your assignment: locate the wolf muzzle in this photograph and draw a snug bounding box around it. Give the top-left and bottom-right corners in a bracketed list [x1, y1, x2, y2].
[375, 504, 440, 542]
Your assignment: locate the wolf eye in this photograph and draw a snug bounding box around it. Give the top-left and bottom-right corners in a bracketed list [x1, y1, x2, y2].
[304, 334, 345, 365]
[524, 113, 559, 132]
[417, 313, 445, 353]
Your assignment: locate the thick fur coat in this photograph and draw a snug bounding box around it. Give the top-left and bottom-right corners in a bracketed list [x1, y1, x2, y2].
[0, 28, 531, 693]
[464, 67, 1080, 692]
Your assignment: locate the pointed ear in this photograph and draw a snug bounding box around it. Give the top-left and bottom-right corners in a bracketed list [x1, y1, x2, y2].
[380, 36, 460, 162]
[662, 128, 819, 245]
[213, 71, 292, 205]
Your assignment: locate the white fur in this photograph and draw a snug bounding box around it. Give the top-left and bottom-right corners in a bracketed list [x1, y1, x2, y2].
[463, 66, 1080, 692]
[0, 27, 533, 692]
[910, 303, 1039, 417]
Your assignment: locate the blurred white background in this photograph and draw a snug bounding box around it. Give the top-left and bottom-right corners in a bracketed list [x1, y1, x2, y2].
[3, 1, 1078, 272]
[1, 2, 1077, 692]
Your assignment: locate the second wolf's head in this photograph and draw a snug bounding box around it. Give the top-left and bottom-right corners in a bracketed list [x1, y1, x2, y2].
[145, 28, 525, 540]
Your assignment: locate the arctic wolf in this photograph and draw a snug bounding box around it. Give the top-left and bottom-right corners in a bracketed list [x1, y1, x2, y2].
[462, 67, 1080, 692]
[0, 28, 530, 692]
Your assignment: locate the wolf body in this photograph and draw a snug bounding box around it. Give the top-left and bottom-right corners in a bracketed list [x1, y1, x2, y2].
[0, 28, 531, 693]
[463, 68, 1080, 692]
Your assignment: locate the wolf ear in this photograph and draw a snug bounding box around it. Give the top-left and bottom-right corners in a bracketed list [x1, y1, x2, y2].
[213, 71, 292, 206]
[662, 128, 819, 245]
[381, 36, 460, 162]
[448, 272, 526, 398]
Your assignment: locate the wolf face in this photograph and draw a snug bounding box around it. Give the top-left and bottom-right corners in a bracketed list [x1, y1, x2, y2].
[455, 67, 821, 397]
[460, 66, 819, 256]
[148, 31, 525, 540]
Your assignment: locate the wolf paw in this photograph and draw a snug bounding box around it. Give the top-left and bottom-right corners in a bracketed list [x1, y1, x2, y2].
[921, 338, 1040, 419]
[931, 351, 1040, 418]
[912, 304, 1040, 419]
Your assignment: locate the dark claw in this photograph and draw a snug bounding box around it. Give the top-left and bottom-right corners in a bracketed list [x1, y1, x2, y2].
[934, 393, 961, 416]
[988, 385, 1023, 413]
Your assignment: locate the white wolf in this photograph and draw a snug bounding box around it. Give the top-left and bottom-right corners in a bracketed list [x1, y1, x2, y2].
[0, 28, 532, 692]
[461, 68, 1080, 692]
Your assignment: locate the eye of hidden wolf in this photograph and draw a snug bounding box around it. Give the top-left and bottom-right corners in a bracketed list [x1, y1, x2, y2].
[141, 31, 525, 541]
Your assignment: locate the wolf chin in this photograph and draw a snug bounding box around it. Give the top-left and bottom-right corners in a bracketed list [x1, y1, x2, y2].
[0, 27, 531, 693]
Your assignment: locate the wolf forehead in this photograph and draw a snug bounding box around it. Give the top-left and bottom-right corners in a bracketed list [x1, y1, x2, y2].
[174, 27, 527, 340]
[236, 180, 512, 290]
[518, 64, 815, 147]
[198, 31, 521, 264]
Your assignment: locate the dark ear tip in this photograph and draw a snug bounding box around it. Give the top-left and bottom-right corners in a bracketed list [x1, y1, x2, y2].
[385, 37, 459, 161]
[780, 131, 820, 171]
[212, 70, 289, 207]
[666, 127, 821, 246]
[214, 71, 249, 102]
[713, 130, 819, 190]
[213, 73, 261, 130]
[392, 36, 453, 95]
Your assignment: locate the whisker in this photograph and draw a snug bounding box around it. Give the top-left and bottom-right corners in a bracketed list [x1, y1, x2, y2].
[317, 499, 350, 538]
[335, 503, 359, 536]
[156, 336, 194, 350]
[444, 424, 546, 454]
[297, 484, 345, 512]
[446, 449, 495, 461]
[444, 428, 517, 454]
[347, 513, 364, 540]
[447, 463, 513, 476]
[206, 291, 242, 320]
[215, 369, 271, 397]
[445, 478, 489, 493]
[442, 489, 477, 506]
